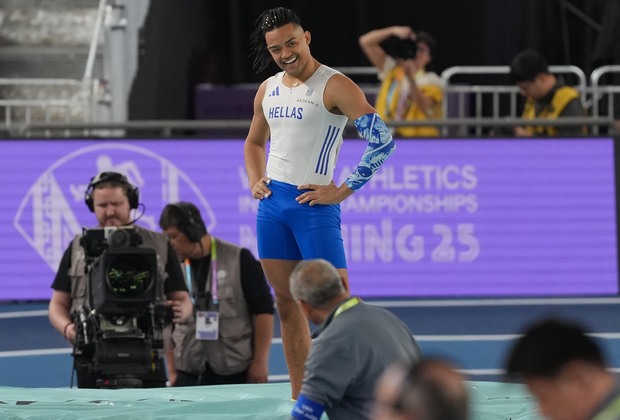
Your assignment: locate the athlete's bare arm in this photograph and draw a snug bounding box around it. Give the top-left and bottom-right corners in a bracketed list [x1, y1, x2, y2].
[244, 81, 273, 200]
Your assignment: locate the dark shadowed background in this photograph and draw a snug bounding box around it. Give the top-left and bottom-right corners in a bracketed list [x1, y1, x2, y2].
[128, 0, 614, 120]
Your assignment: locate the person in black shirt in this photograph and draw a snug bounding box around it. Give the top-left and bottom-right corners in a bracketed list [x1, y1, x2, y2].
[159, 202, 274, 386]
[49, 172, 193, 388]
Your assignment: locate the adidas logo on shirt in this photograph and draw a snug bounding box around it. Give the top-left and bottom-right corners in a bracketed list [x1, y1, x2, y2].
[268, 86, 280, 97]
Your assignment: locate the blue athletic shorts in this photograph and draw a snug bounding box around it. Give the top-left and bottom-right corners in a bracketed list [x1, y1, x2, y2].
[256, 180, 347, 269]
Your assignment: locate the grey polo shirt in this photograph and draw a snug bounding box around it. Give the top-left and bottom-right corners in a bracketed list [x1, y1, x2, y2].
[300, 297, 422, 420]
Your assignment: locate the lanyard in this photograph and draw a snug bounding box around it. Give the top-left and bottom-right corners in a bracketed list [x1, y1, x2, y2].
[184, 236, 218, 306]
[210, 236, 219, 306]
[333, 297, 361, 318]
[311, 297, 362, 340]
[184, 258, 195, 304]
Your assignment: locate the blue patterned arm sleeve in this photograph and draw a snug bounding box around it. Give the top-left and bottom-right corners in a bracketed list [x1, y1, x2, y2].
[344, 113, 396, 191]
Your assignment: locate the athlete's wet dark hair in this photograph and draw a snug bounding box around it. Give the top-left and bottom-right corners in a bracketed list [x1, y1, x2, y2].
[250, 7, 302, 74]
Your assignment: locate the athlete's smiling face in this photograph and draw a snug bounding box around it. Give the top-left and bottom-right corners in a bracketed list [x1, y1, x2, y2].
[265, 23, 311, 77]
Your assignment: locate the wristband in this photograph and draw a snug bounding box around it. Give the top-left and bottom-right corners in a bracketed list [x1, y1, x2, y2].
[63, 322, 73, 339]
[291, 394, 325, 419]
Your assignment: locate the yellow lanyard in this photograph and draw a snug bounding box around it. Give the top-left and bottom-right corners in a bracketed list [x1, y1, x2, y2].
[333, 297, 361, 318]
[210, 236, 218, 305]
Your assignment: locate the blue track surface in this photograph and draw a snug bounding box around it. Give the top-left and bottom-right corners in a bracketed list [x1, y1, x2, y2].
[1, 297, 620, 387]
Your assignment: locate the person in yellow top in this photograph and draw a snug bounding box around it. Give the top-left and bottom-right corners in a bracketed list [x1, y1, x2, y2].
[510, 49, 586, 137]
[359, 25, 443, 137]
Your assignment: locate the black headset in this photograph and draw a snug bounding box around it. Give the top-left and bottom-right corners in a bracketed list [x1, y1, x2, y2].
[84, 171, 140, 212]
[169, 202, 207, 243]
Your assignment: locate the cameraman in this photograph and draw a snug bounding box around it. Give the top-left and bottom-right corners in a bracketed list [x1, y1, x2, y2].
[48, 171, 193, 388]
[159, 202, 274, 386]
[359, 25, 443, 137]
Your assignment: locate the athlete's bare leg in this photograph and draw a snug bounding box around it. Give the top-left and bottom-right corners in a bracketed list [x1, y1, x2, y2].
[260, 258, 307, 399]
[261, 259, 350, 399]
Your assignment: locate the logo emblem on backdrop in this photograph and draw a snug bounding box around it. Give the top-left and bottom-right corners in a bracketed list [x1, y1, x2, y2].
[14, 143, 215, 271]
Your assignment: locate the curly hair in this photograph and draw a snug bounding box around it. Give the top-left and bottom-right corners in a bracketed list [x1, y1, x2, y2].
[249, 7, 302, 74]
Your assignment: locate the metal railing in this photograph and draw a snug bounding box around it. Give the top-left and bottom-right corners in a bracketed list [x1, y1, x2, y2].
[0, 0, 109, 130]
[440, 65, 588, 136]
[590, 65, 620, 135]
[0, 78, 87, 129]
[10, 116, 615, 139]
[1, 57, 618, 137]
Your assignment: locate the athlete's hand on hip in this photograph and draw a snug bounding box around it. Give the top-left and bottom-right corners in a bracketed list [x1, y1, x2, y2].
[252, 177, 272, 200]
[296, 182, 347, 206]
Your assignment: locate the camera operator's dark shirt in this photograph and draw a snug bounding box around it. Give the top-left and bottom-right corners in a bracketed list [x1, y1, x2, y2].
[51, 241, 187, 295]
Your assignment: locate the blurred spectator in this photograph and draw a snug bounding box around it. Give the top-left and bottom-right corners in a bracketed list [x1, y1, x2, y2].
[510, 49, 586, 136]
[505, 317, 619, 420]
[373, 358, 469, 420]
[359, 26, 443, 137]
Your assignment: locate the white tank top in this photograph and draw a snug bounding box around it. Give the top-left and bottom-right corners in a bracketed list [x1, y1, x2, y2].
[262, 65, 349, 186]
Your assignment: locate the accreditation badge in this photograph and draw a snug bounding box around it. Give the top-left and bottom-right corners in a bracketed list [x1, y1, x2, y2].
[195, 310, 219, 340]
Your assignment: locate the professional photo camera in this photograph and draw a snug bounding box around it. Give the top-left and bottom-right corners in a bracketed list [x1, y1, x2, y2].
[73, 226, 173, 388]
[393, 37, 418, 60]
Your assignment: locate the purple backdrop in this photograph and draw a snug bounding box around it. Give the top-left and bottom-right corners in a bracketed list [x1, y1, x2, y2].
[2, 137, 617, 300]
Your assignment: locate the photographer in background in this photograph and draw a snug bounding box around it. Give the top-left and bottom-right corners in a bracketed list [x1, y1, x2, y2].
[359, 25, 443, 137]
[159, 202, 274, 386]
[48, 171, 193, 388]
[510, 49, 586, 137]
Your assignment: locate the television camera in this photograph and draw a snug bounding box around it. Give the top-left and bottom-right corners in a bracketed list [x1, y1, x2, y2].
[73, 226, 172, 388]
